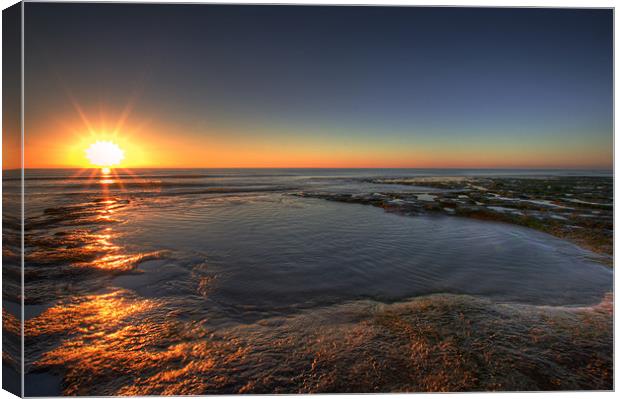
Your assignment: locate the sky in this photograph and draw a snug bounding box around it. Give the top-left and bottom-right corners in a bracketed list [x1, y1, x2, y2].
[21, 4, 613, 169]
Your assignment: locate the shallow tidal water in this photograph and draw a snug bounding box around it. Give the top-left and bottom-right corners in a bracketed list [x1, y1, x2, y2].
[2, 169, 613, 394]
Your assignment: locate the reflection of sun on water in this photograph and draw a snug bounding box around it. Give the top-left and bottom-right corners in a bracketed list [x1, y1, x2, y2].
[99, 178, 117, 185]
[25, 287, 614, 395]
[70, 135, 143, 189]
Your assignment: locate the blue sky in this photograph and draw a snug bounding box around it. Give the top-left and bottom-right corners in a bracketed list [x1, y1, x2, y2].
[25, 4, 613, 168]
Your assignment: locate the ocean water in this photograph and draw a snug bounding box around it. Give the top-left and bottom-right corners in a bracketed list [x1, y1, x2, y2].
[3, 168, 614, 394]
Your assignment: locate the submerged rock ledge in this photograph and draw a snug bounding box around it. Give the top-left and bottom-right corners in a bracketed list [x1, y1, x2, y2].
[25, 291, 613, 394]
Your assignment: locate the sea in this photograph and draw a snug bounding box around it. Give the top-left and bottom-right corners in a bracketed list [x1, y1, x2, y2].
[1, 168, 614, 394]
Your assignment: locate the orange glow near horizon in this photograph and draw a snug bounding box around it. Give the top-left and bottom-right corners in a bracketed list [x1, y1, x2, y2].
[20, 98, 612, 171]
[23, 93, 154, 169]
[22, 126, 613, 170]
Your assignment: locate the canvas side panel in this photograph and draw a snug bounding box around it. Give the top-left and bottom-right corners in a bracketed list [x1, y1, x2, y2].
[2, 1, 23, 397]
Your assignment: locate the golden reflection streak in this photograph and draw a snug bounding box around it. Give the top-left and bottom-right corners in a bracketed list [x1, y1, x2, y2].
[74, 252, 166, 272]
[109, 168, 125, 190]
[76, 173, 166, 273]
[67, 196, 167, 272]
[26, 191, 161, 273]
[26, 290, 159, 338]
[25, 290, 613, 395]
[26, 289, 239, 396]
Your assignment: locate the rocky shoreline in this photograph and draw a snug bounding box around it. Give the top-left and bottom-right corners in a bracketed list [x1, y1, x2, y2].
[295, 176, 613, 262]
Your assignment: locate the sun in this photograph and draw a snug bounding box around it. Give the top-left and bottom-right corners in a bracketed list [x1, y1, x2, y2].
[85, 141, 125, 173]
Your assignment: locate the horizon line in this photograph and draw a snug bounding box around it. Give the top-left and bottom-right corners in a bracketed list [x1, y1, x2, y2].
[4, 166, 614, 172]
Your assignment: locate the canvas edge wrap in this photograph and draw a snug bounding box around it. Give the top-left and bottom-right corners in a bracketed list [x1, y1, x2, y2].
[2, 1, 24, 397]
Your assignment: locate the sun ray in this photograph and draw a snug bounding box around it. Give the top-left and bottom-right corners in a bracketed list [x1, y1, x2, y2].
[110, 168, 125, 191]
[84, 168, 99, 190]
[69, 167, 91, 180]
[113, 90, 142, 136]
[117, 167, 138, 179]
[64, 89, 97, 135]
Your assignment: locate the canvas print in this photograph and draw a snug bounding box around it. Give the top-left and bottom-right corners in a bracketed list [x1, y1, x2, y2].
[1, 2, 614, 396]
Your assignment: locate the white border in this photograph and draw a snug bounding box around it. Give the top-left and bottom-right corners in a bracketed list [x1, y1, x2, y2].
[0, 1, 617, 399]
